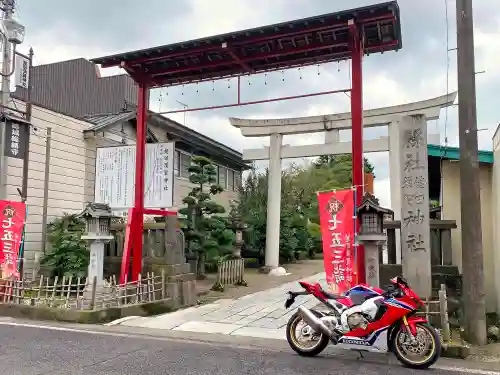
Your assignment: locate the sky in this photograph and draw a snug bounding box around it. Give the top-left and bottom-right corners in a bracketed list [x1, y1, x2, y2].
[15, 0, 500, 209]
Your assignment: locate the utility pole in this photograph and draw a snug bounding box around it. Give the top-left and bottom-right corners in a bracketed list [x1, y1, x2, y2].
[456, 0, 487, 345]
[0, 0, 15, 199]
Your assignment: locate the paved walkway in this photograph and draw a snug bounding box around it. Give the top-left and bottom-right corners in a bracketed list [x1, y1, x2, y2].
[117, 272, 325, 340]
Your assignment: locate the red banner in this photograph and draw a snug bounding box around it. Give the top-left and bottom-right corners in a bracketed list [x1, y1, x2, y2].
[317, 189, 355, 294]
[0, 200, 26, 279]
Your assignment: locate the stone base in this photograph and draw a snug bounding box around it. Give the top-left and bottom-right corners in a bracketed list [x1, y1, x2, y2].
[260, 266, 289, 276]
[82, 282, 113, 307]
[161, 263, 197, 309]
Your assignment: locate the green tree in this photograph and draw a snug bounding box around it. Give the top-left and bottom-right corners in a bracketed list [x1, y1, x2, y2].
[40, 214, 89, 279]
[315, 154, 375, 177]
[235, 155, 376, 263]
[179, 156, 235, 278]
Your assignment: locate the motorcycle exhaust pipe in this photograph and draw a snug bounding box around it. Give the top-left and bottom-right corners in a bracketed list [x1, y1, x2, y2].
[297, 306, 333, 337]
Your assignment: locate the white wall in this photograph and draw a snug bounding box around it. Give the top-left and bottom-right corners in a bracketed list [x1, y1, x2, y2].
[492, 125, 500, 314]
[7, 101, 92, 277]
[442, 159, 496, 313]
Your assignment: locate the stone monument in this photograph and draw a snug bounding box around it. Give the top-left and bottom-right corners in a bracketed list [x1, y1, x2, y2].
[398, 115, 432, 297]
[356, 193, 393, 288]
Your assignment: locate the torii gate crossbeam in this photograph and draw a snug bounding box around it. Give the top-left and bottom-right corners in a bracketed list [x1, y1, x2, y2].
[90, 1, 402, 283]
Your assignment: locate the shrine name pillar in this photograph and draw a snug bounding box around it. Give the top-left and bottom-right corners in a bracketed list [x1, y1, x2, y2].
[398, 115, 432, 297]
[388, 121, 402, 263]
[265, 133, 285, 274]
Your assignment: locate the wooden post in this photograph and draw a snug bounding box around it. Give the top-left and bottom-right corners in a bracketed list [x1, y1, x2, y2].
[441, 229, 453, 265]
[65, 276, 72, 308]
[424, 296, 430, 321]
[161, 269, 166, 300]
[40, 128, 52, 254]
[36, 275, 43, 303]
[49, 276, 58, 307]
[386, 229, 397, 264]
[439, 284, 451, 342]
[90, 276, 97, 310]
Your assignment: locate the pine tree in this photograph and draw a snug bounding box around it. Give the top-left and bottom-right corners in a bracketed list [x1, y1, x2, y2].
[179, 156, 234, 278]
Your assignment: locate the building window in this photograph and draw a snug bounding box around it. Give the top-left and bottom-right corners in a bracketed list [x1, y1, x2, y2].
[219, 166, 227, 189]
[234, 171, 242, 189]
[228, 169, 234, 191]
[180, 152, 191, 178]
[174, 150, 180, 176]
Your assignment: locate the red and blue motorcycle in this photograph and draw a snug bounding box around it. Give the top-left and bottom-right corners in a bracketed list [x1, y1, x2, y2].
[285, 276, 440, 369]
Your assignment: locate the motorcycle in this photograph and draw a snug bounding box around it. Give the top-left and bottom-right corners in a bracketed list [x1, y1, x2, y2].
[284, 276, 440, 370]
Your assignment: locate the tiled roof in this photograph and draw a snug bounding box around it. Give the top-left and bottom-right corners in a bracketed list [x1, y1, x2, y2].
[83, 111, 136, 131]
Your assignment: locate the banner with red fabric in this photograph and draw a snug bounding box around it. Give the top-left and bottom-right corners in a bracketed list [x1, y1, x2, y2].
[0, 200, 26, 279]
[317, 189, 355, 293]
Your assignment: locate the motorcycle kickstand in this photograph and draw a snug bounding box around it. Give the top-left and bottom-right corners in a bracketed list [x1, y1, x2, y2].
[356, 351, 364, 360]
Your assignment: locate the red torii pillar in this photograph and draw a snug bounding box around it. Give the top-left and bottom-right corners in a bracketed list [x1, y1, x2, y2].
[119, 84, 148, 284]
[349, 20, 366, 284]
[130, 84, 148, 282]
[120, 83, 178, 284]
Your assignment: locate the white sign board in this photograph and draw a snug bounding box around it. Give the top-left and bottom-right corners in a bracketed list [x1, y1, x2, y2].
[14, 54, 29, 89]
[94, 142, 175, 210]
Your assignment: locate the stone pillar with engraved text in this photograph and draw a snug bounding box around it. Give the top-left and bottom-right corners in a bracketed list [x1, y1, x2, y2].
[398, 115, 432, 297]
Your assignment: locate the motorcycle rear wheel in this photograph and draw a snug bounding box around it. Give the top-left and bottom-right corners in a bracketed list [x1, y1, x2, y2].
[286, 309, 330, 357]
[392, 322, 441, 369]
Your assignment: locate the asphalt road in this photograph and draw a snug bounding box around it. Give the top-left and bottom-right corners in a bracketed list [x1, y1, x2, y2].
[0, 322, 498, 375]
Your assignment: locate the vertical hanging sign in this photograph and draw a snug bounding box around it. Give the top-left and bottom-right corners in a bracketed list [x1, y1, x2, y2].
[14, 54, 29, 89]
[317, 189, 355, 293]
[0, 200, 27, 279]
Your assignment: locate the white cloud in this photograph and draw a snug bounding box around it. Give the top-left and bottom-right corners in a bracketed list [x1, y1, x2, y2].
[15, 0, 500, 209]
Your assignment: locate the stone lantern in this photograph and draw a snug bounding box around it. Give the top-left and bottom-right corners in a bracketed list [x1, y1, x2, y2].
[77, 203, 115, 292]
[356, 193, 393, 288]
[231, 212, 248, 258]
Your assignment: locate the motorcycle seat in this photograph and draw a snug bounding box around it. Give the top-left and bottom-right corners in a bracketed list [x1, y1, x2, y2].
[323, 291, 346, 300]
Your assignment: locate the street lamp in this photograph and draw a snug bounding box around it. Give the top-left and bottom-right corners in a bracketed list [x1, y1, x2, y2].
[0, 17, 25, 77]
[2, 18, 24, 44]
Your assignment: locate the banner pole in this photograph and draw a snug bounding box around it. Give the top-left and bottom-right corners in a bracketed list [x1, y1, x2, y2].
[17, 203, 28, 278]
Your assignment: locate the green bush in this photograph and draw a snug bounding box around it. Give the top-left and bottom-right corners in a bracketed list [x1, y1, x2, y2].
[40, 214, 88, 279]
[307, 222, 323, 254]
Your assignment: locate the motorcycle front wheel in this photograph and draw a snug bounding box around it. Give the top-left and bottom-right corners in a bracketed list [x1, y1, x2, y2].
[285, 309, 330, 357]
[392, 322, 441, 369]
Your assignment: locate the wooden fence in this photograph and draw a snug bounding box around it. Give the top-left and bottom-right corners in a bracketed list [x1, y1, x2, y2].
[418, 284, 451, 342]
[106, 222, 185, 259]
[211, 258, 247, 292]
[0, 271, 167, 311]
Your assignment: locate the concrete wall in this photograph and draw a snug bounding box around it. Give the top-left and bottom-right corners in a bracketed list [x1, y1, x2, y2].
[441, 159, 496, 312]
[493, 126, 500, 314]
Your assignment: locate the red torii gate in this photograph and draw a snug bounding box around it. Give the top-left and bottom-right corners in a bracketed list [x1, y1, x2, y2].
[90, 1, 402, 284]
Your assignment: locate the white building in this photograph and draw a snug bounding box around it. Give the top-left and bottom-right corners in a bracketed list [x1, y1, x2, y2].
[8, 59, 246, 277]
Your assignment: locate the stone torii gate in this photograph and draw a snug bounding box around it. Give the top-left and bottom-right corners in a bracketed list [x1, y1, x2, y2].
[230, 92, 457, 276]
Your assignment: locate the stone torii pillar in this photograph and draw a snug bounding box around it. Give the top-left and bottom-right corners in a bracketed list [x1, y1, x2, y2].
[230, 93, 456, 275]
[264, 133, 285, 275]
